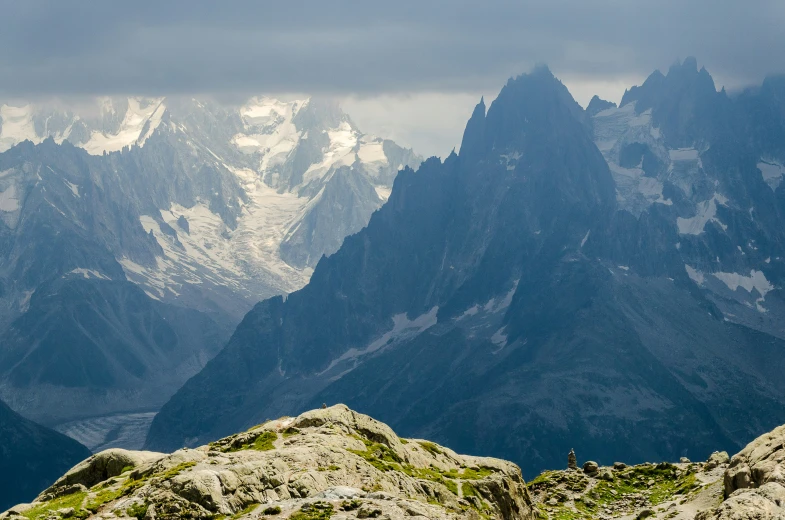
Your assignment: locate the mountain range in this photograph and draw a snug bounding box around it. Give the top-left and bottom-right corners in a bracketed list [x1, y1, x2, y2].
[0, 95, 419, 451]
[145, 58, 785, 478]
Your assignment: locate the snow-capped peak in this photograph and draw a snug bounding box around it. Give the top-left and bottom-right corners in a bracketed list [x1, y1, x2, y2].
[232, 97, 308, 172]
[82, 97, 167, 155]
[0, 97, 167, 155]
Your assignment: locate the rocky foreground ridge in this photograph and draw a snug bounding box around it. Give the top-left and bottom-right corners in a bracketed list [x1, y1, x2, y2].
[0, 406, 532, 520]
[523, 423, 785, 520]
[6, 405, 785, 520]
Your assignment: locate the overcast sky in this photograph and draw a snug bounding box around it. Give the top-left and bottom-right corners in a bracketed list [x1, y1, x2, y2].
[1, 0, 784, 156]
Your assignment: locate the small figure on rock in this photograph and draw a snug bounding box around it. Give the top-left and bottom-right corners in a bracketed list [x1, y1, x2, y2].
[322, 403, 328, 409]
[568, 448, 578, 470]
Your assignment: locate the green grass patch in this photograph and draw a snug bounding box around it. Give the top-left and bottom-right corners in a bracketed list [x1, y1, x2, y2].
[288, 501, 334, 520]
[462, 482, 480, 498]
[348, 435, 404, 473]
[161, 461, 197, 480]
[444, 467, 495, 480]
[22, 493, 89, 520]
[442, 478, 459, 495]
[227, 431, 278, 452]
[528, 470, 561, 487]
[231, 503, 259, 519]
[551, 508, 579, 520]
[85, 487, 125, 512]
[418, 441, 443, 456]
[126, 502, 149, 520]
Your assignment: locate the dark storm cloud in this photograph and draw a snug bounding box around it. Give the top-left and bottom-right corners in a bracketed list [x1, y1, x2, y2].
[0, 0, 783, 96]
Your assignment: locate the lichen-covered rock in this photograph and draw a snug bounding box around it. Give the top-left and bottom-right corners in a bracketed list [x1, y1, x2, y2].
[697, 482, 785, 520]
[706, 451, 731, 471]
[582, 461, 599, 476]
[41, 448, 165, 498]
[1, 405, 532, 520]
[724, 425, 785, 498]
[695, 424, 785, 519]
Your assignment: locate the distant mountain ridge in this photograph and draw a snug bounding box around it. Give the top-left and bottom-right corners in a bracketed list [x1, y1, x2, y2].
[0, 96, 420, 316]
[0, 95, 419, 450]
[146, 60, 785, 478]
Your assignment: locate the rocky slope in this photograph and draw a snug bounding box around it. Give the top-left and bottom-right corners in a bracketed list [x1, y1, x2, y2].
[146, 61, 785, 477]
[526, 453, 729, 520]
[0, 96, 418, 449]
[526, 417, 785, 520]
[0, 405, 532, 520]
[9, 407, 785, 520]
[0, 398, 91, 512]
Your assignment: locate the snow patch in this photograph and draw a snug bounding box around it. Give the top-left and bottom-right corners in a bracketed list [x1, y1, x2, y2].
[68, 268, 110, 280]
[714, 270, 774, 313]
[677, 194, 728, 235]
[712, 270, 773, 298]
[501, 151, 522, 170]
[457, 305, 480, 320]
[685, 265, 704, 285]
[458, 282, 519, 321]
[0, 184, 20, 212]
[374, 186, 392, 201]
[232, 97, 307, 173]
[669, 148, 700, 161]
[65, 180, 80, 197]
[491, 327, 508, 348]
[609, 163, 671, 209]
[302, 121, 359, 184]
[320, 307, 439, 375]
[357, 141, 389, 171]
[581, 230, 590, 248]
[758, 160, 785, 191]
[687, 265, 774, 313]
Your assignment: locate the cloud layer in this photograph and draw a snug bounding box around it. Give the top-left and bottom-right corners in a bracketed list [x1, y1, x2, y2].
[1, 0, 783, 97]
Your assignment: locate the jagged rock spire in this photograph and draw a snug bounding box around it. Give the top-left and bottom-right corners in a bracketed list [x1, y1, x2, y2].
[458, 96, 486, 161]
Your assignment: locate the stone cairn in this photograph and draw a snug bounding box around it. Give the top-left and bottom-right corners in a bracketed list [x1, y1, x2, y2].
[568, 448, 578, 470]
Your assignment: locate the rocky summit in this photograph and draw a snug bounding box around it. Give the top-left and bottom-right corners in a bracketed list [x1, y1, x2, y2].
[1, 405, 532, 520]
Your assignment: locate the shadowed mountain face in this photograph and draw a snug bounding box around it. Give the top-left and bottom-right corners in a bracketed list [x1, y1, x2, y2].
[146, 61, 785, 476]
[0, 277, 230, 426]
[0, 398, 91, 511]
